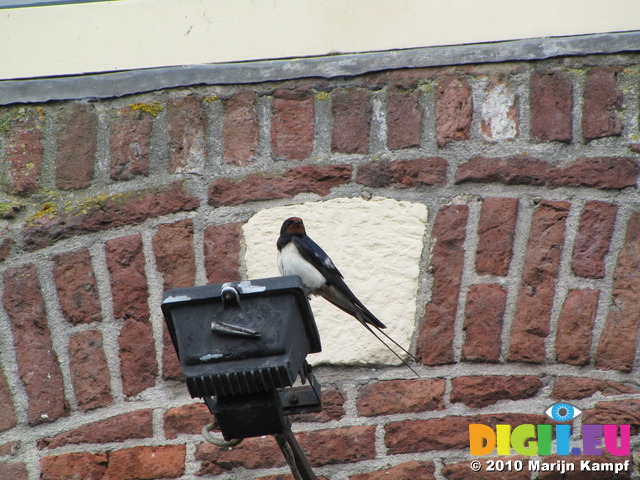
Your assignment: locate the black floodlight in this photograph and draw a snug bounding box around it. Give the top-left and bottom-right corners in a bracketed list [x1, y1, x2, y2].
[161, 275, 322, 440]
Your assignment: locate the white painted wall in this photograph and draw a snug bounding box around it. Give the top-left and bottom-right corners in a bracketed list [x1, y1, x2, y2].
[243, 197, 428, 367]
[1, 0, 640, 80]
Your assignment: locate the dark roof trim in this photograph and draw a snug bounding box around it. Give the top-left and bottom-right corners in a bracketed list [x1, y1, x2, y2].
[1, 31, 639, 105]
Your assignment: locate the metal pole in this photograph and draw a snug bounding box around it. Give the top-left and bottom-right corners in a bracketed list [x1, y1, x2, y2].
[273, 419, 318, 480]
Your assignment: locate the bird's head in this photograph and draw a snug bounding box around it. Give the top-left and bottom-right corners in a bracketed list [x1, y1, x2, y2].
[280, 217, 306, 236]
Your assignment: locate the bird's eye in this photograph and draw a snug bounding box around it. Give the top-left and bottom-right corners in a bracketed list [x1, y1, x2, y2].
[545, 403, 582, 422]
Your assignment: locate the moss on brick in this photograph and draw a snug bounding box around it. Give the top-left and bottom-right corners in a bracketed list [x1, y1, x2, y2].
[129, 101, 163, 117]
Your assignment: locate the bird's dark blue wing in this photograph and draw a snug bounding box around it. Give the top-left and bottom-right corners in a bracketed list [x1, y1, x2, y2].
[291, 235, 344, 281]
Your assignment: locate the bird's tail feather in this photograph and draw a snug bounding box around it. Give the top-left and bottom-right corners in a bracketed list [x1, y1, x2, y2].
[355, 312, 420, 378]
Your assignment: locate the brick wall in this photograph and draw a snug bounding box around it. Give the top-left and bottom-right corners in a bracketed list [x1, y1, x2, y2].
[0, 52, 639, 480]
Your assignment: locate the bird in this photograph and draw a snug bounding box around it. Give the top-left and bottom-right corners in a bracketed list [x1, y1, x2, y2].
[276, 216, 418, 376]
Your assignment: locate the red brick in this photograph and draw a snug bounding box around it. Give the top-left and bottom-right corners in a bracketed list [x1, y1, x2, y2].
[271, 89, 314, 160]
[476, 197, 518, 275]
[110, 106, 153, 180]
[385, 413, 549, 454]
[52, 249, 102, 324]
[508, 201, 569, 363]
[435, 76, 472, 147]
[22, 180, 199, 251]
[258, 475, 329, 480]
[0, 237, 12, 260]
[208, 164, 352, 207]
[153, 219, 196, 290]
[350, 461, 436, 480]
[387, 86, 423, 149]
[417, 205, 468, 365]
[168, 96, 207, 173]
[481, 79, 518, 142]
[2, 264, 69, 425]
[4, 112, 43, 194]
[0, 365, 16, 433]
[39, 410, 153, 449]
[223, 91, 259, 165]
[530, 70, 572, 142]
[0, 462, 28, 480]
[572, 201, 618, 278]
[106, 234, 150, 322]
[203, 222, 243, 284]
[161, 325, 182, 382]
[461, 284, 506, 362]
[442, 458, 529, 480]
[297, 426, 376, 467]
[550, 157, 639, 189]
[552, 376, 639, 400]
[118, 318, 157, 397]
[196, 435, 284, 474]
[331, 88, 371, 154]
[582, 399, 640, 435]
[450, 375, 542, 408]
[555, 289, 599, 366]
[357, 379, 445, 416]
[164, 402, 211, 439]
[40, 452, 108, 480]
[355, 157, 447, 188]
[582, 66, 623, 141]
[0, 440, 19, 456]
[596, 211, 640, 372]
[104, 445, 185, 480]
[291, 388, 345, 423]
[69, 329, 112, 411]
[56, 104, 97, 190]
[455, 156, 639, 189]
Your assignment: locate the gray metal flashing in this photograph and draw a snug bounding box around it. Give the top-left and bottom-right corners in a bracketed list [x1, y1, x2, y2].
[1, 31, 640, 105]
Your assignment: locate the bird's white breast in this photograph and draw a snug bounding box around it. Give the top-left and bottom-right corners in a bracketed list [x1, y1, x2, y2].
[278, 242, 326, 292]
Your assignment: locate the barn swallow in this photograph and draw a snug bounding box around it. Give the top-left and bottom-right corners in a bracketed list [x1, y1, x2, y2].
[277, 217, 418, 375]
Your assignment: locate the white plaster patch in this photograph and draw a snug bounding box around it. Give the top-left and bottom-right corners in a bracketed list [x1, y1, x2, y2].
[243, 197, 428, 366]
[482, 83, 517, 141]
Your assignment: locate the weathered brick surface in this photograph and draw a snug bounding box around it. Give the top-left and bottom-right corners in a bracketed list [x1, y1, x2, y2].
[582, 66, 623, 141]
[436, 76, 472, 147]
[442, 458, 529, 480]
[271, 89, 314, 160]
[417, 205, 468, 365]
[530, 70, 572, 142]
[110, 106, 153, 180]
[350, 461, 436, 480]
[223, 91, 259, 165]
[56, 104, 97, 190]
[39, 410, 153, 449]
[52, 249, 102, 324]
[41, 452, 108, 480]
[2, 264, 69, 425]
[0, 237, 12, 260]
[331, 88, 371, 154]
[455, 156, 640, 189]
[4, 113, 43, 194]
[297, 426, 376, 467]
[104, 445, 185, 480]
[0, 365, 17, 433]
[22, 181, 199, 251]
[508, 201, 569, 363]
[208, 164, 352, 206]
[356, 379, 445, 416]
[152, 219, 196, 290]
[0, 462, 27, 480]
[203, 222, 243, 284]
[450, 375, 542, 408]
[168, 95, 207, 173]
[462, 284, 507, 362]
[118, 318, 157, 397]
[572, 201, 618, 278]
[554, 288, 599, 366]
[68, 329, 112, 411]
[596, 211, 640, 371]
[582, 399, 640, 435]
[291, 388, 345, 423]
[481, 79, 518, 142]
[475, 197, 518, 276]
[552, 376, 639, 400]
[387, 86, 423, 149]
[355, 157, 447, 188]
[196, 436, 284, 474]
[163, 402, 211, 439]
